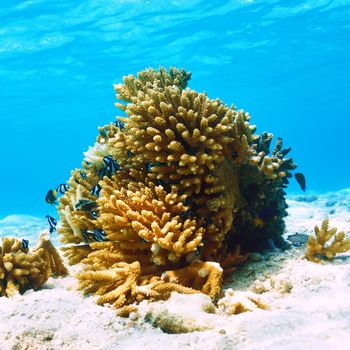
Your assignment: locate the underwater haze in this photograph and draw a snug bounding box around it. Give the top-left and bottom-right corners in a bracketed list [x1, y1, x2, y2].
[0, 0, 349, 218]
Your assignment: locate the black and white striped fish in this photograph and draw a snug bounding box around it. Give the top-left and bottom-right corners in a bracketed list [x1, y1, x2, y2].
[22, 239, 29, 250]
[103, 155, 120, 172]
[56, 183, 69, 194]
[91, 184, 101, 197]
[46, 215, 57, 233]
[75, 199, 97, 212]
[97, 155, 120, 178]
[82, 228, 106, 243]
[115, 119, 125, 129]
[94, 228, 106, 242]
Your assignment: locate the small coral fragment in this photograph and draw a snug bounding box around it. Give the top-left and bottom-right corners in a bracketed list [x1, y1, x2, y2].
[217, 288, 268, 315]
[305, 219, 350, 263]
[0, 232, 67, 297]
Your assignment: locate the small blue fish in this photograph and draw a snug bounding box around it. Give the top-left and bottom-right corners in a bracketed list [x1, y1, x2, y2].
[80, 171, 87, 180]
[45, 189, 58, 205]
[91, 184, 101, 197]
[56, 183, 69, 194]
[115, 119, 125, 129]
[127, 151, 133, 157]
[46, 215, 57, 233]
[22, 239, 29, 250]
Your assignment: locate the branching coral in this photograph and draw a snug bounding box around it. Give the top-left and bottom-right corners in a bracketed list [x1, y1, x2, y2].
[161, 260, 223, 299]
[97, 170, 204, 266]
[306, 219, 350, 263]
[56, 66, 297, 311]
[0, 232, 67, 297]
[77, 260, 201, 309]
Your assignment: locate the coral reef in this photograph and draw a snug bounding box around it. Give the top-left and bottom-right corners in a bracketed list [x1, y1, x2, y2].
[0, 232, 67, 297]
[306, 219, 350, 263]
[56, 67, 297, 310]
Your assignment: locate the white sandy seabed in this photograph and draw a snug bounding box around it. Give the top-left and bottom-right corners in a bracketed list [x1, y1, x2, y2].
[1, 190, 350, 350]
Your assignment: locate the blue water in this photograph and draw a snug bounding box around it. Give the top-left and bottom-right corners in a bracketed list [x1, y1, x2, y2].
[1, 0, 349, 218]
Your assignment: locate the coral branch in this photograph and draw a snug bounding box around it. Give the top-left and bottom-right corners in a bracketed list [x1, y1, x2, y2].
[306, 219, 350, 263]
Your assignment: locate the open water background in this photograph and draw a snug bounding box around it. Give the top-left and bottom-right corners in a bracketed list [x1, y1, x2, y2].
[0, 0, 349, 220]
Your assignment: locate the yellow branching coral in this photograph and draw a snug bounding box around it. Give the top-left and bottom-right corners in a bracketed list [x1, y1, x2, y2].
[57, 66, 297, 311]
[161, 260, 223, 299]
[97, 171, 204, 266]
[0, 232, 67, 297]
[306, 219, 350, 263]
[77, 260, 199, 309]
[114, 67, 191, 106]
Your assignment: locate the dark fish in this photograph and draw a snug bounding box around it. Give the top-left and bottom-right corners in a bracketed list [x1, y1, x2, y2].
[146, 163, 152, 172]
[115, 119, 125, 129]
[56, 183, 69, 194]
[91, 184, 101, 197]
[127, 151, 133, 157]
[103, 155, 120, 172]
[22, 239, 29, 250]
[46, 215, 57, 233]
[287, 233, 309, 246]
[75, 199, 98, 212]
[45, 189, 58, 205]
[294, 172, 306, 192]
[82, 229, 106, 243]
[102, 155, 120, 177]
[90, 211, 98, 219]
[80, 171, 87, 180]
[98, 167, 108, 178]
[94, 228, 106, 242]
